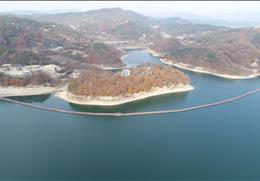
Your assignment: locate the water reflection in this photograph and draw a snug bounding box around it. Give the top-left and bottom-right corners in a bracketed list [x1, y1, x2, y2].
[1, 50, 260, 180]
[9, 94, 51, 103]
[67, 49, 192, 113]
[68, 92, 189, 113]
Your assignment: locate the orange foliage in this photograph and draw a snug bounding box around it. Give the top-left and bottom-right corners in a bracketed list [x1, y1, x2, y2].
[68, 65, 190, 97]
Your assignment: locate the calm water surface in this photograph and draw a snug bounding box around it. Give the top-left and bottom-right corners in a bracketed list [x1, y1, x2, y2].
[0, 50, 260, 180]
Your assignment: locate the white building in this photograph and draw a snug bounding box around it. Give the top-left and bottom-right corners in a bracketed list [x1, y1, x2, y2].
[121, 69, 131, 77]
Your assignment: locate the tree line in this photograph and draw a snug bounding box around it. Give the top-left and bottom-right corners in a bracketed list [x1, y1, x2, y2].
[68, 65, 190, 97]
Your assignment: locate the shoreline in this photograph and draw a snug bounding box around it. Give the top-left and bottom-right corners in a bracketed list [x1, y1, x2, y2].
[161, 58, 259, 80]
[0, 85, 60, 97]
[148, 49, 259, 80]
[147, 48, 165, 58]
[55, 84, 194, 106]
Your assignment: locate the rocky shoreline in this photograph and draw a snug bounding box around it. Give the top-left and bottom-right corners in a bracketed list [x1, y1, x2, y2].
[148, 49, 260, 80]
[55, 84, 194, 106]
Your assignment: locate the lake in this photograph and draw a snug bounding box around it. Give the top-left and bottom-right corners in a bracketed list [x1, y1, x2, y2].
[0, 49, 260, 180]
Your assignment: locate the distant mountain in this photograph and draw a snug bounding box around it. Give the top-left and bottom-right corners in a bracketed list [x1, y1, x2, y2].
[0, 9, 83, 15]
[172, 12, 260, 28]
[0, 10, 41, 15]
[5, 8, 260, 28]
[160, 17, 191, 25]
[1, 8, 259, 78]
[22, 8, 154, 24]
[19, 8, 228, 40]
[19, 8, 161, 40]
[159, 17, 227, 35]
[193, 19, 260, 28]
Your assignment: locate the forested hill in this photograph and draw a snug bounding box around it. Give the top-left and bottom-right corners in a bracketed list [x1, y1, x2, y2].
[2, 8, 259, 77]
[21, 8, 155, 27]
[19, 8, 226, 40]
[68, 65, 190, 97]
[20, 8, 158, 40]
[0, 16, 123, 67]
[152, 28, 260, 76]
[0, 15, 88, 50]
[0, 15, 86, 65]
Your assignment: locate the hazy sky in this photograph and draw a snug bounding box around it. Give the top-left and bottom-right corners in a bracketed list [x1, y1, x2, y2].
[1, 1, 260, 21]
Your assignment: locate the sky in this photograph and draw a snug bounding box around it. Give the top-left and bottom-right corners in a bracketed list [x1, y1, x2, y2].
[1, 1, 260, 21]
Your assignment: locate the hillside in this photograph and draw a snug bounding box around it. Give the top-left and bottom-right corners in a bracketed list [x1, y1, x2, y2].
[68, 64, 190, 97]
[22, 8, 154, 27]
[159, 17, 227, 36]
[19, 8, 230, 43]
[0, 15, 85, 49]
[152, 28, 260, 76]
[4, 8, 259, 78]
[0, 15, 124, 68]
[0, 15, 85, 65]
[21, 8, 159, 40]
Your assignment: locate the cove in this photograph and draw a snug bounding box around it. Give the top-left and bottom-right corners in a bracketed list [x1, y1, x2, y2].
[0, 49, 260, 180]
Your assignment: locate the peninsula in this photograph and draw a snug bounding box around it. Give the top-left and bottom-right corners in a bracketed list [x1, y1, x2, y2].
[56, 65, 193, 106]
[149, 29, 260, 79]
[2, 7, 260, 106]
